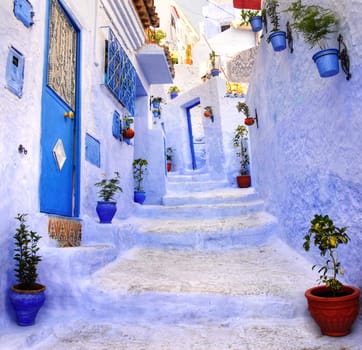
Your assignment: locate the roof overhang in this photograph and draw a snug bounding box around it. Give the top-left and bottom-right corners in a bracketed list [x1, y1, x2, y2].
[136, 44, 173, 84]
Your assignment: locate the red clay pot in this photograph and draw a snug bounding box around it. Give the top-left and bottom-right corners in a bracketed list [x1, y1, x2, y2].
[244, 117, 255, 126]
[167, 162, 172, 172]
[122, 128, 135, 139]
[305, 285, 360, 337]
[233, 0, 261, 10]
[237, 175, 251, 188]
[204, 110, 212, 117]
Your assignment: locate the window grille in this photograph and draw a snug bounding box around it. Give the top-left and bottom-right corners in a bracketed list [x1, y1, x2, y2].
[104, 29, 136, 116]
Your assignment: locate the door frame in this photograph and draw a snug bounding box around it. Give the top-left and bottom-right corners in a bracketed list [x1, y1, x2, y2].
[40, 0, 81, 217]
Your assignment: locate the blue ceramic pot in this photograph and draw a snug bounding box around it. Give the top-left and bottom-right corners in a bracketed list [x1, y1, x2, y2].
[250, 16, 262, 32]
[170, 92, 178, 99]
[211, 69, 220, 77]
[268, 31, 286, 52]
[96, 201, 117, 223]
[134, 191, 146, 204]
[312, 48, 339, 78]
[10, 284, 46, 326]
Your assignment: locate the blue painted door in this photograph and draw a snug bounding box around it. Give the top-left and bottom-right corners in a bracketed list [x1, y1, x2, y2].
[40, 0, 80, 217]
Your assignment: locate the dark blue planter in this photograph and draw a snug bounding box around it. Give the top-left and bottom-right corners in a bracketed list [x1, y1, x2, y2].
[153, 110, 160, 118]
[312, 48, 339, 78]
[96, 201, 117, 223]
[170, 92, 178, 99]
[152, 100, 161, 109]
[211, 69, 220, 77]
[250, 16, 262, 32]
[134, 191, 146, 204]
[10, 284, 46, 326]
[268, 31, 286, 52]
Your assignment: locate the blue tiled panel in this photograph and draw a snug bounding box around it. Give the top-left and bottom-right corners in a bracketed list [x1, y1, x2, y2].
[85, 133, 101, 168]
[13, 0, 34, 27]
[6, 47, 24, 98]
[105, 29, 136, 116]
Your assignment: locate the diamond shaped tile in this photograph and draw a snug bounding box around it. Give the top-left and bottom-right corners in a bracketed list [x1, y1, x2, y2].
[53, 138, 67, 171]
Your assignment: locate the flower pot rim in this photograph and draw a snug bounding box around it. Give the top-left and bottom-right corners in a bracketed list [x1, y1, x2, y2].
[312, 48, 339, 62]
[97, 200, 117, 204]
[305, 285, 360, 301]
[268, 30, 286, 38]
[12, 283, 46, 293]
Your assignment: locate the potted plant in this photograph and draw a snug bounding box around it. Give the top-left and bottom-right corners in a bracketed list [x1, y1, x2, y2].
[233, 125, 251, 188]
[285, 2, 339, 78]
[133, 158, 148, 204]
[265, 0, 286, 51]
[166, 147, 174, 172]
[236, 102, 255, 126]
[303, 214, 360, 336]
[240, 9, 262, 32]
[9, 214, 46, 326]
[94, 172, 122, 223]
[122, 117, 135, 140]
[209, 50, 220, 77]
[168, 86, 180, 99]
[151, 96, 164, 118]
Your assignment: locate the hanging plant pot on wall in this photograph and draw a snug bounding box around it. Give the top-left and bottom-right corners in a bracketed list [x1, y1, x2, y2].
[268, 31, 287, 51]
[122, 128, 135, 139]
[250, 15, 262, 32]
[312, 48, 339, 78]
[233, 0, 261, 10]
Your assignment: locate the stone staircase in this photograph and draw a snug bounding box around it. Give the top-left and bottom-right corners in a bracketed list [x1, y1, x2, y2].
[81, 173, 315, 324]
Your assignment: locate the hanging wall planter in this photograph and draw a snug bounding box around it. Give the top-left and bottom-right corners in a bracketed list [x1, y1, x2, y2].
[250, 15, 262, 32]
[233, 0, 261, 10]
[122, 128, 135, 139]
[312, 48, 339, 78]
[268, 31, 287, 51]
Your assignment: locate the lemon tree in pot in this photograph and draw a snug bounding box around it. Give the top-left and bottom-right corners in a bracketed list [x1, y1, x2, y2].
[95, 172, 122, 223]
[285, 2, 339, 78]
[233, 125, 251, 188]
[10, 214, 46, 326]
[133, 158, 148, 204]
[303, 214, 360, 336]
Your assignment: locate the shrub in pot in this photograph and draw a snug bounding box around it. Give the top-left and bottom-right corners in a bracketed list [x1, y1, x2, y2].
[166, 147, 174, 172]
[303, 214, 360, 336]
[133, 158, 148, 204]
[233, 124, 251, 188]
[168, 86, 180, 99]
[209, 50, 220, 77]
[265, 0, 286, 51]
[240, 9, 262, 32]
[9, 214, 46, 326]
[285, 2, 339, 78]
[94, 172, 122, 223]
[236, 102, 255, 126]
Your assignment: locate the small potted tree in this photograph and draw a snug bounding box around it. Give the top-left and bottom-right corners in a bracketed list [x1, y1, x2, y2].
[236, 102, 255, 126]
[240, 9, 262, 32]
[168, 86, 180, 99]
[166, 147, 174, 172]
[233, 125, 251, 188]
[94, 172, 122, 223]
[303, 214, 360, 336]
[265, 0, 286, 51]
[285, 2, 339, 78]
[209, 50, 220, 77]
[133, 158, 148, 204]
[9, 214, 46, 326]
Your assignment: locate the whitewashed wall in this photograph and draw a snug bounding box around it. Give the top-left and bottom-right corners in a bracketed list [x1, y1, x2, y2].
[247, 0, 362, 287]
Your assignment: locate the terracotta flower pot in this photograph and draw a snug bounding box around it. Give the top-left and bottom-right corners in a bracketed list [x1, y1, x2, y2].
[122, 128, 135, 139]
[204, 111, 212, 117]
[237, 175, 251, 188]
[167, 162, 172, 172]
[244, 117, 255, 126]
[305, 285, 360, 337]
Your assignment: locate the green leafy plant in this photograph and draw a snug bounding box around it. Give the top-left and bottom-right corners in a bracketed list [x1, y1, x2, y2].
[13, 214, 42, 290]
[168, 86, 180, 94]
[209, 50, 218, 70]
[94, 172, 122, 202]
[166, 147, 174, 162]
[233, 125, 250, 175]
[133, 159, 148, 191]
[236, 102, 250, 117]
[303, 214, 350, 295]
[240, 9, 260, 27]
[265, 0, 281, 32]
[285, 2, 338, 50]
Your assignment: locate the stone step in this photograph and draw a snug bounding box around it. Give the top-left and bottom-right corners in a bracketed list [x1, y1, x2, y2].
[126, 211, 278, 249]
[162, 187, 258, 206]
[134, 199, 265, 219]
[166, 178, 230, 193]
[85, 238, 316, 323]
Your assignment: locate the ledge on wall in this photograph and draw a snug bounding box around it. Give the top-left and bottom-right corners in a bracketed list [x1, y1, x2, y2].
[136, 44, 173, 84]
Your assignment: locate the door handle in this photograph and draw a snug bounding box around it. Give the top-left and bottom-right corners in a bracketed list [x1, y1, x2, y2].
[64, 111, 74, 119]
